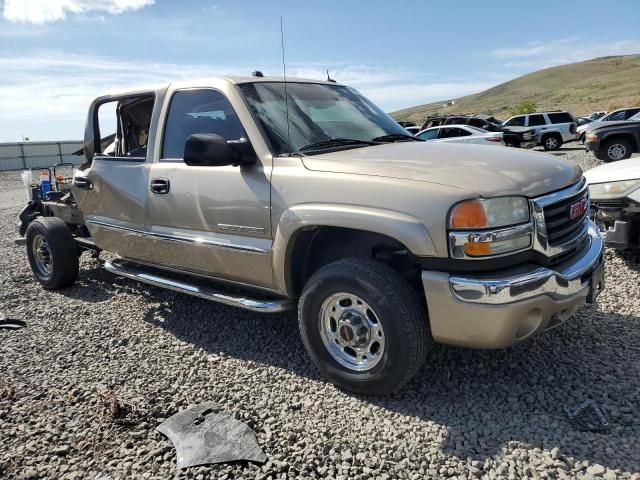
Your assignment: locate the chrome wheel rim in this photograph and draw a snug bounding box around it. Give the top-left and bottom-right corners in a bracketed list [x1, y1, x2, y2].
[319, 293, 385, 372]
[607, 143, 626, 160]
[32, 234, 53, 279]
[545, 137, 558, 149]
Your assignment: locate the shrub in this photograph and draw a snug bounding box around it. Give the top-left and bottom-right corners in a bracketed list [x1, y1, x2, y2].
[510, 100, 537, 116]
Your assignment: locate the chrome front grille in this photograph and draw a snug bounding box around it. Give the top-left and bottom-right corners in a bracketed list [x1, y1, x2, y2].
[543, 186, 589, 246]
[531, 178, 590, 259]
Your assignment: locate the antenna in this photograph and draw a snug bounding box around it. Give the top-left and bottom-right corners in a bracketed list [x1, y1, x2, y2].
[326, 70, 336, 83]
[280, 16, 292, 156]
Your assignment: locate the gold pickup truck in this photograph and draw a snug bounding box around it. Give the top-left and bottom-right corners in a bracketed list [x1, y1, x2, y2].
[20, 75, 605, 394]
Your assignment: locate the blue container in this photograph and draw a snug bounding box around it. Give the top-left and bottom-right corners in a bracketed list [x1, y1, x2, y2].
[40, 180, 51, 196]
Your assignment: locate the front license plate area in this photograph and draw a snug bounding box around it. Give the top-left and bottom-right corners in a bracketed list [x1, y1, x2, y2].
[586, 262, 605, 304]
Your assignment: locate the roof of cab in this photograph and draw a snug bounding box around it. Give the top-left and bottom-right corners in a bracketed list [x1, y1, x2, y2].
[103, 75, 341, 97]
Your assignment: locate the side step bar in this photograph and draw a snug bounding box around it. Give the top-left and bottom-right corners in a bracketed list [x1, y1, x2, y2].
[104, 258, 296, 313]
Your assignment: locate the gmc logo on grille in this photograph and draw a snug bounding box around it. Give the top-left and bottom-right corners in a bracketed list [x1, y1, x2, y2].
[569, 198, 589, 220]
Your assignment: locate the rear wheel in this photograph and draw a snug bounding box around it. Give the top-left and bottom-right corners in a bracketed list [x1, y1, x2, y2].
[599, 138, 633, 162]
[298, 257, 429, 395]
[26, 217, 79, 289]
[542, 133, 563, 151]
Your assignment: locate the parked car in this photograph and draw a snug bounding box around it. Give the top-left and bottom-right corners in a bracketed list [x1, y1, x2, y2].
[587, 111, 608, 120]
[585, 158, 640, 248]
[404, 125, 421, 135]
[502, 111, 578, 151]
[420, 115, 537, 148]
[576, 117, 595, 142]
[18, 75, 604, 395]
[415, 125, 504, 145]
[584, 111, 640, 161]
[597, 107, 640, 123]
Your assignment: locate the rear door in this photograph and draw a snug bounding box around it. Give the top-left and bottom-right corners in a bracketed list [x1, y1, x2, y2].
[144, 87, 274, 288]
[74, 92, 158, 261]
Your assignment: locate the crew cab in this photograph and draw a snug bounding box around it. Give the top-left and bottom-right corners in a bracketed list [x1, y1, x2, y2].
[19, 76, 605, 395]
[585, 111, 640, 162]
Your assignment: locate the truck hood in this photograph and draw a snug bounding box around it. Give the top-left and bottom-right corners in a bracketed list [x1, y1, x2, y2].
[301, 142, 582, 198]
[584, 158, 640, 184]
[588, 120, 640, 131]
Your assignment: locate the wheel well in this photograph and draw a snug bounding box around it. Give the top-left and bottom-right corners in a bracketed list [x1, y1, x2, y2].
[542, 132, 561, 140]
[603, 134, 637, 150]
[287, 227, 421, 297]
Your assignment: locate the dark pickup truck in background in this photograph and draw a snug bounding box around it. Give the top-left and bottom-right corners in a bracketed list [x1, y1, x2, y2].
[420, 115, 538, 148]
[585, 116, 640, 162]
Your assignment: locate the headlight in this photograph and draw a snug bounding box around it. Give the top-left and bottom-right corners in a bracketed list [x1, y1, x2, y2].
[449, 197, 530, 229]
[589, 179, 640, 200]
[448, 197, 532, 259]
[585, 132, 599, 142]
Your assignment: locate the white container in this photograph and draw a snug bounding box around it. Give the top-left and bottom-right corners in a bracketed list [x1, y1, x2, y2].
[20, 170, 33, 201]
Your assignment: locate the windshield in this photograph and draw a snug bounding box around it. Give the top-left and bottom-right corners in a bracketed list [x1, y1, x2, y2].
[239, 82, 408, 155]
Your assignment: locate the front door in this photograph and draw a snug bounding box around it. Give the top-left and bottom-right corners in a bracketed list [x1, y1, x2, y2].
[145, 88, 274, 289]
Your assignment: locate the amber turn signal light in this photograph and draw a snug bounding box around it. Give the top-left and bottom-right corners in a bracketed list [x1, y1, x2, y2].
[463, 242, 491, 256]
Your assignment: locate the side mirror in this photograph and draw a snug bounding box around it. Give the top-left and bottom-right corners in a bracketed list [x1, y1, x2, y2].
[184, 133, 256, 167]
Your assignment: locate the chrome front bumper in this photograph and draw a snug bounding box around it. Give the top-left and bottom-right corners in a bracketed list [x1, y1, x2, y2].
[449, 221, 604, 305]
[422, 221, 605, 348]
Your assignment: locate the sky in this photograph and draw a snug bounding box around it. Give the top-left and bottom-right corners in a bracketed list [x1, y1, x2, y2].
[0, 0, 639, 142]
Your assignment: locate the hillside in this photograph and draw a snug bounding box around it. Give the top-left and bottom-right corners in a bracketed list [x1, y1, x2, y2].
[391, 55, 640, 125]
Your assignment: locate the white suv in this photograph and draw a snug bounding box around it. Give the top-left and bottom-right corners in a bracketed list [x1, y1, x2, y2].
[503, 112, 578, 151]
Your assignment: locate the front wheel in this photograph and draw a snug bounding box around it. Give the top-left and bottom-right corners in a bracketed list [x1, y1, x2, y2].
[599, 138, 633, 162]
[26, 217, 79, 289]
[298, 258, 429, 395]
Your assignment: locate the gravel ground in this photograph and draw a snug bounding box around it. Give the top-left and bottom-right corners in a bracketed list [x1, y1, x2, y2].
[1, 146, 640, 479]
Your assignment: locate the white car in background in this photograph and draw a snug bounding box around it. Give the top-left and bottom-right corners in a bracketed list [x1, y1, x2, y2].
[585, 158, 640, 249]
[587, 111, 608, 120]
[415, 124, 504, 145]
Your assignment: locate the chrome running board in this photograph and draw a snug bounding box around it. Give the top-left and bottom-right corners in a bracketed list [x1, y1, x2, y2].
[104, 258, 296, 313]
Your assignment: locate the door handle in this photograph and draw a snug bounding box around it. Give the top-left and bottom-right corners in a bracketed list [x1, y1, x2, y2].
[74, 176, 92, 190]
[150, 178, 170, 194]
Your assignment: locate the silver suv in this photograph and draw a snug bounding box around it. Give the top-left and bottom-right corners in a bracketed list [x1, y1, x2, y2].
[503, 112, 578, 151]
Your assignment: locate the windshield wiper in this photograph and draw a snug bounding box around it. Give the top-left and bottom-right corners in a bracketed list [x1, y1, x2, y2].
[298, 138, 379, 152]
[371, 133, 423, 142]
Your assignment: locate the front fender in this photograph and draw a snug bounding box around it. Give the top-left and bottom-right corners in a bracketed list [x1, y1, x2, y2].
[272, 203, 436, 295]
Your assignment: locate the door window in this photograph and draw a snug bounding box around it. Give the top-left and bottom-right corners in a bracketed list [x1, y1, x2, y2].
[439, 127, 471, 138]
[162, 89, 244, 160]
[505, 116, 525, 127]
[417, 129, 438, 141]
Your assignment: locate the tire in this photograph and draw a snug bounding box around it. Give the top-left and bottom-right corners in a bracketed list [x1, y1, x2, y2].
[298, 257, 429, 395]
[600, 138, 633, 162]
[26, 217, 79, 290]
[542, 133, 563, 151]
